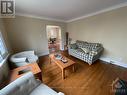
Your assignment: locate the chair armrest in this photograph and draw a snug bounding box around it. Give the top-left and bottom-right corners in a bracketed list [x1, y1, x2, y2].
[22, 50, 35, 56]
[92, 46, 104, 53]
[89, 47, 103, 59]
[88, 47, 104, 64]
[10, 57, 27, 63]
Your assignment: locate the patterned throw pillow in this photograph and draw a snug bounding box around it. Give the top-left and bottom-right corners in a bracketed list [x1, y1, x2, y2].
[76, 40, 88, 48]
[89, 51, 98, 56]
[86, 43, 100, 50]
[80, 48, 90, 53]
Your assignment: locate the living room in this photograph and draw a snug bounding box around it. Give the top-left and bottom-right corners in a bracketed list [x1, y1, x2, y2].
[0, 0, 127, 95]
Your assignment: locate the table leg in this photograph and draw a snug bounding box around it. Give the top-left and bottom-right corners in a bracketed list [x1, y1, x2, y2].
[73, 65, 75, 72]
[36, 72, 43, 82]
[62, 69, 65, 80]
[49, 57, 51, 64]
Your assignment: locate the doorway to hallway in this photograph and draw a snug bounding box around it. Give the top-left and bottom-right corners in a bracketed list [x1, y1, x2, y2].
[46, 25, 62, 53]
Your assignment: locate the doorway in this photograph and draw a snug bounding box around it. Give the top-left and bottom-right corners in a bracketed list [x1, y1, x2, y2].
[46, 25, 62, 53]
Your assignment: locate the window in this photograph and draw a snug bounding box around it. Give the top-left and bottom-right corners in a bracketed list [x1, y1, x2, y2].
[0, 32, 7, 63]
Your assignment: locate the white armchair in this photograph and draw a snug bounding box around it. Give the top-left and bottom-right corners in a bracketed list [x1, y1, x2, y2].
[10, 51, 39, 67]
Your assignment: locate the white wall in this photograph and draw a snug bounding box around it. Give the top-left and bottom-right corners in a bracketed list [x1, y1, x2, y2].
[67, 6, 127, 64]
[4, 16, 66, 56]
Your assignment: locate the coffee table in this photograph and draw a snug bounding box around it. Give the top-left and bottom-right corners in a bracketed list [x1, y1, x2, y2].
[49, 54, 76, 79]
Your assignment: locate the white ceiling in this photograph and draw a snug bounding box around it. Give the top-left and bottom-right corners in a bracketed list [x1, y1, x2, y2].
[15, 0, 127, 22]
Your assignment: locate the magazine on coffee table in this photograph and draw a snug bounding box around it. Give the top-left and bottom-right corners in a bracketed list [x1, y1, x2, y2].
[54, 54, 62, 60]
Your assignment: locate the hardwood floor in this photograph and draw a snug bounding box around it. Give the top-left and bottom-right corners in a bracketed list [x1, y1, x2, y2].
[39, 51, 127, 95]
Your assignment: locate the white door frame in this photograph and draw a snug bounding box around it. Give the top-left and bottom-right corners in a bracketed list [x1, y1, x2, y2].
[46, 25, 64, 51]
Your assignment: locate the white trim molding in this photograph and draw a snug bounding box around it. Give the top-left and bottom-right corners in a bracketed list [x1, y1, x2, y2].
[100, 56, 127, 68]
[67, 2, 127, 22]
[111, 62, 127, 68]
[16, 13, 66, 23]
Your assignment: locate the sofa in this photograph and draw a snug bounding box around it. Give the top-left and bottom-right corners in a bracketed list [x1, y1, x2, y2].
[68, 40, 103, 65]
[10, 51, 38, 67]
[0, 72, 64, 95]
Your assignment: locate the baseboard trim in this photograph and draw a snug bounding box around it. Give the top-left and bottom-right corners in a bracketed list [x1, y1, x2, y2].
[99, 56, 127, 68]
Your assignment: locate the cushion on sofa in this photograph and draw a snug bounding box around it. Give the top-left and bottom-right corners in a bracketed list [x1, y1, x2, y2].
[92, 46, 103, 52]
[80, 47, 90, 54]
[84, 43, 100, 50]
[69, 43, 78, 49]
[27, 55, 38, 63]
[89, 51, 98, 56]
[71, 48, 88, 58]
[76, 40, 88, 48]
[30, 83, 58, 95]
[76, 48, 85, 54]
[76, 40, 101, 50]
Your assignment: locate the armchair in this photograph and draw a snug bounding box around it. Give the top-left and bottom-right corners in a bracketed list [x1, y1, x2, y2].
[0, 72, 64, 95]
[10, 51, 38, 67]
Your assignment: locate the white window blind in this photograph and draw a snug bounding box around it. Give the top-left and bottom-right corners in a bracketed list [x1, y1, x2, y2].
[0, 32, 7, 63]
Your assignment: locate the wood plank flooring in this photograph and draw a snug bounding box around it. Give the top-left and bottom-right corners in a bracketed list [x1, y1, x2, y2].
[38, 51, 127, 95]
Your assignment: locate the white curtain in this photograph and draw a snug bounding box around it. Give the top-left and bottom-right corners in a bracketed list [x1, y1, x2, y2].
[0, 32, 7, 62]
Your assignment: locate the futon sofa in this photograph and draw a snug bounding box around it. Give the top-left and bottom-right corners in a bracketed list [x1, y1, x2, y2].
[0, 72, 64, 95]
[68, 40, 103, 65]
[10, 51, 38, 67]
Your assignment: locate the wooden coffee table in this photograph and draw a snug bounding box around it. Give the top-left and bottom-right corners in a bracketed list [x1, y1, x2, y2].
[49, 54, 76, 79]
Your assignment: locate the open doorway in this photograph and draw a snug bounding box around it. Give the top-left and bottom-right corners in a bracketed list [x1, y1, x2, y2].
[46, 25, 62, 53]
